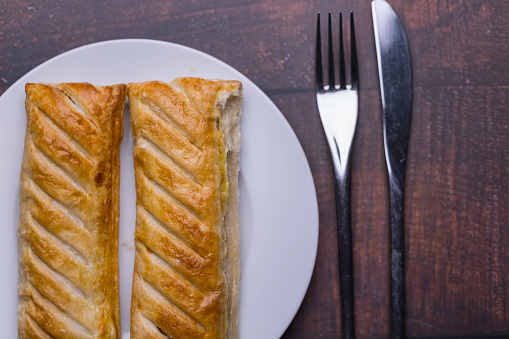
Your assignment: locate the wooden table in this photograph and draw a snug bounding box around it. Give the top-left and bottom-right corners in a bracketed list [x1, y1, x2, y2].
[2, 1, 508, 338]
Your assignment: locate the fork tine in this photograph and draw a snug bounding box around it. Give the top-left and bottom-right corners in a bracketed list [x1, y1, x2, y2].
[327, 13, 335, 89]
[339, 12, 346, 90]
[350, 12, 359, 89]
[316, 13, 323, 90]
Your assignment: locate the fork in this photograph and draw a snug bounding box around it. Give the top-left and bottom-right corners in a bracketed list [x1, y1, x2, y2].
[315, 12, 358, 339]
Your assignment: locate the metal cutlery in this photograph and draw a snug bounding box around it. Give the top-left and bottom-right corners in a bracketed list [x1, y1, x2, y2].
[315, 12, 358, 339]
[372, 1, 413, 337]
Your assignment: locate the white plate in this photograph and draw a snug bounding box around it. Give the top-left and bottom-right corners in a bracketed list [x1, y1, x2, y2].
[0, 39, 318, 338]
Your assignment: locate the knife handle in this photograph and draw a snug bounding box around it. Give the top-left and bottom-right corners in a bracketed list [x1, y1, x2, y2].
[389, 176, 405, 339]
[333, 163, 355, 339]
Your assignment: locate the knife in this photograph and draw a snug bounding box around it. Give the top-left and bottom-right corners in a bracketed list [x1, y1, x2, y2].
[372, 1, 412, 338]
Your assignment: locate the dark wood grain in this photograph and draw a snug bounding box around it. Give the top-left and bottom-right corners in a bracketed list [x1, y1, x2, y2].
[2, 0, 509, 338]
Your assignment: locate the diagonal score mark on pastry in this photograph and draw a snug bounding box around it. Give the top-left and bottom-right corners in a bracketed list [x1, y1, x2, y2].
[18, 82, 126, 338]
[137, 238, 204, 296]
[31, 141, 88, 194]
[137, 174, 210, 251]
[35, 102, 93, 159]
[34, 83, 104, 155]
[135, 103, 203, 179]
[139, 97, 200, 149]
[28, 176, 87, 231]
[58, 84, 99, 129]
[25, 280, 93, 338]
[137, 135, 200, 185]
[141, 168, 202, 222]
[128, 78, 242, 339]
[30, 103, 97, 187]
[137, 206, 206, 274]
[25, 313, 54, 339]
[26, 244, 88, 302]
[138, 273, 206, 333]
[25, 249, 91, 329]
[28, 213, 88, 265]
[132, 313, 172, 339]
[139, 268, 205, 332]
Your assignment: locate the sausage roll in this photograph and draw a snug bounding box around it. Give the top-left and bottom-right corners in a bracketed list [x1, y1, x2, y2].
[17, 83, 126, 338]
[128, 78, 242, 339]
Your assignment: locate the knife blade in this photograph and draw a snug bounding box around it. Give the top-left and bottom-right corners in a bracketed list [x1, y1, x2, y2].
[372, 1, 412, 338]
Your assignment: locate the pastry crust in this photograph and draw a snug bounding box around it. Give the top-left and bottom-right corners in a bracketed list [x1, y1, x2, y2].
[128, 78, 242, 339]
[17, 83, 126, 338]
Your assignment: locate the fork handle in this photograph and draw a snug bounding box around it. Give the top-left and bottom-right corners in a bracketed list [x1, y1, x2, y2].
[333, 162, 355, 339]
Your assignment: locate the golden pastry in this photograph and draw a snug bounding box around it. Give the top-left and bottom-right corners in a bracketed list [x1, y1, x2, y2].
[17, 82, 126, 338]
[128, 78, 242, 339]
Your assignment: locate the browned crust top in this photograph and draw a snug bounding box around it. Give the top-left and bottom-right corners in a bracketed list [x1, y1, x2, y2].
[128, 78, 241, 339]
[18, 82, 126, 338]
